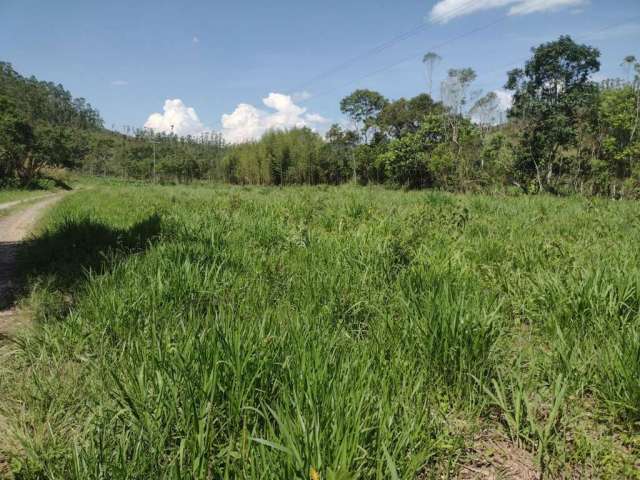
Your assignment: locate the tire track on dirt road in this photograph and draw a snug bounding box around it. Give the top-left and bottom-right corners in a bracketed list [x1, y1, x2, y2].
[0, 193, 54, 213]
[0, 194, 65, 329]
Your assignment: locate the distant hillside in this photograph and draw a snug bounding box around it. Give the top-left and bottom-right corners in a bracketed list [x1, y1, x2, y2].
[0, 61, 103, 130]
[0, 61, 109, 185]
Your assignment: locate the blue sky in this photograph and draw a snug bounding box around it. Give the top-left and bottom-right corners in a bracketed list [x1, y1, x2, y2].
[2, 0, 639, 141]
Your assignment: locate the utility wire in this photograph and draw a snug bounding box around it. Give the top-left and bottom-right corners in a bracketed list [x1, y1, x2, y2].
[474, 15, 640, 87]
[308, 14, 640, 102]
[286, 0, 482, 95]
[308, 16, 509, 100]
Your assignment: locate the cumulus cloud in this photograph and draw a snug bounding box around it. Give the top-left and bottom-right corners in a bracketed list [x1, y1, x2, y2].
[429, 0, 587, 23]
[143, 94, 329, 143]
[221, 92, 329, 143]
[144, 99, 208, 137]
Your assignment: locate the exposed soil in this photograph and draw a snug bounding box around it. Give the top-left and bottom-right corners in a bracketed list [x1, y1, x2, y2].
[458, 430, 539, 479]
[0, 194, 63, 331]
[0, 193, 53, 214]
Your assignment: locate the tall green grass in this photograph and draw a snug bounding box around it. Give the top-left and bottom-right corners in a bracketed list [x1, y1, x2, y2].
[1, 185, 638, 478]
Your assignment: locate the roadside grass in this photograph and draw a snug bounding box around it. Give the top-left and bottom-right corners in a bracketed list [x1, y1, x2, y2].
[0, 189, 51, 206]
[0, 185, 639, 478]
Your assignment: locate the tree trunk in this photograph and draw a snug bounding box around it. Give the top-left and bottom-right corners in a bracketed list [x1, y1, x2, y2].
[533, 159, 543, 193]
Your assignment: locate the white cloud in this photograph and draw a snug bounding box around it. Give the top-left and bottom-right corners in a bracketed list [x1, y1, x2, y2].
[429, 0, 587, 23]
[144, 99, 208, 137]
[192, 36, 199, 44]
[143, 94, 329, 143]
[220, 103, 266, 143]
[111, 80, 128, 86]
[221, 92, 329, 143]
[509, 0, 587, 15]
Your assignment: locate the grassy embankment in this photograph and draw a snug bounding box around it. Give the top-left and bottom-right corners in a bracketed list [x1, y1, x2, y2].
[1, 185, 639, 478]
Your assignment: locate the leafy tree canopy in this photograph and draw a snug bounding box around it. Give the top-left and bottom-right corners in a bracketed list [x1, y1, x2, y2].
[339, 89, 388, 139]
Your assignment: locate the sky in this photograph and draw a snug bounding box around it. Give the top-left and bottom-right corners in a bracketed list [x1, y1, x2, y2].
[1, 0, 639, 141]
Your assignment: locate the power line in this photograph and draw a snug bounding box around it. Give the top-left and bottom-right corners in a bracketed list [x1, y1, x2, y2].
[308, 16, 509, 100]
[308, 14, 640, 102]
[473, 15, 640, 89]
[286, 0, 483, 95]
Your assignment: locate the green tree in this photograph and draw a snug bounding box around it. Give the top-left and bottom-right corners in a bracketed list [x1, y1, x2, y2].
[377, 114, 456, 188]
[378, 133, 430, 188]
[506, 36, 600, 192]
[597, 86, 640, 185]
[324, 124, 359, 183]
[339, 89, 388, 142]
[375, 94, 443, 140]
[0, 96, 34, 185]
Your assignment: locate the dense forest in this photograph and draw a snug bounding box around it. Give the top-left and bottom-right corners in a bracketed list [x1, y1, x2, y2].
[1, 36, 639, 196]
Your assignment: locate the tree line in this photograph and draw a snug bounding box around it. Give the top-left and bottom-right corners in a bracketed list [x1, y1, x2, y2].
[1, 36, 639, 197]
[222, 37, 639, 196]
[0, 62, 103, 185]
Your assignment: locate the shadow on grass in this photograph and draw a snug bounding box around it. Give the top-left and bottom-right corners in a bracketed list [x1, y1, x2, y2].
[0, 214, 161, 310]
[12, 175, 73, 192]
[42, 175, 73, 191]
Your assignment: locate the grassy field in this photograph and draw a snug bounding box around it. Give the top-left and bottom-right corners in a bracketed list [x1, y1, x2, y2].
[1, 184, 639, 478]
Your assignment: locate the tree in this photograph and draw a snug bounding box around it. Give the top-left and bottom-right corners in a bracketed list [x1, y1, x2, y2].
[375, 94, 443, 140]
[506, 36, 600, 192]
[339, 89, 388, 142]
[622, 55, 637, 83]
[441, 68, 477, 117]
[470, 92, 501, 130]
[0, 96, 34, 184]
[422, 52, 442, 97]
[0, 62, 103, 130]
[324, 124, 359, 183]
[378, 132, 430, 188]
[441, 68, 478, 181]
[377, 114, 461, 189]
[623, 56, 640, 161]
[597, 86, 640, 182]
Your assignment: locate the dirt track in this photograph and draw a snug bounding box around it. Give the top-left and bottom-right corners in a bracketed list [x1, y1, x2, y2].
[0, 193, 53, 213]
[0, 195, 64, 477]
[0, 195, 63, 321]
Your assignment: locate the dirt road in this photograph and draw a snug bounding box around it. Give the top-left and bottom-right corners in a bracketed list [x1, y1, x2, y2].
[0, 194, 64, 326]
[0, 193, 53, 213]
